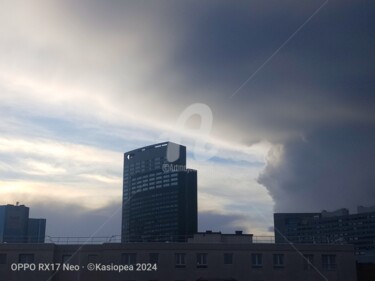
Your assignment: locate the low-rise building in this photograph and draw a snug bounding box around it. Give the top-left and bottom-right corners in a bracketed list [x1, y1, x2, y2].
[0, 232, 358, 281]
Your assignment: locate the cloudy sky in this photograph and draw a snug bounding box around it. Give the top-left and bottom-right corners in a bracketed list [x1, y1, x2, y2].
[0, 0, 374, 239]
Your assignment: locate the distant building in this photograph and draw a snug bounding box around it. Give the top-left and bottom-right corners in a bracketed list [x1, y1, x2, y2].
[188, 230, 253, 244]
[27, 218, 46, 243]
[358, 205, 375, 214]
[0, 204, 29, 243]
[121, 142, 197, 242]
[0, 204, 46, 243]
[0, 232, 358, 281]
[274, 206, 375, 261]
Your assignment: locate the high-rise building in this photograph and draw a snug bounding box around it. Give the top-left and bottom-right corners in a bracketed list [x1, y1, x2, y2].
[274, 206, 375, 261]
[121, 142, 197, 242]
[0, 204, 29, 243]
[0, 204, 46, 243]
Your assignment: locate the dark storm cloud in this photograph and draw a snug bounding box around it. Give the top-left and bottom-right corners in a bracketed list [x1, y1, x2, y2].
[249, 1, 375, 212]
[166, 1, 324, 95]
[259, 124, 375, 212]
[152, 0, 375, 211]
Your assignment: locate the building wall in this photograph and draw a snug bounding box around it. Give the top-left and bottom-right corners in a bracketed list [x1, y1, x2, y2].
[0, 205, 29, 243]
[27, 219, 46, 243]
[0, 243, 55, 281]
[0, 242, 358, 281]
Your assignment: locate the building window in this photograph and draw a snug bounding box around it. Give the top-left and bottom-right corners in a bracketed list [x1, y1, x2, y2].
[303, 254, 314, 270]
[196, 253, 208, 268]
[122, 253, 136, 265]
[175, 253, 186, 268]
[62, 255, 72, 264]
[0, 253, 6, 264]
[19, 254, 34, 263]
[149, 253, 159, 264]
[273, 254, 284, 268]
[224, 253, 233, 264]
[251, 253, 263, 267]
[322, 255, 336, 270]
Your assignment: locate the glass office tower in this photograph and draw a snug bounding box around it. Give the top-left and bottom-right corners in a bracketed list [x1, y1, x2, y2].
[121, 142, 197, 242]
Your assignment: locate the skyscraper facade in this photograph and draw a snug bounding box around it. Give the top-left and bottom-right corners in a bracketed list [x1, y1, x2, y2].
[0, 204, 29, 243]
[121, 142, 197, 242]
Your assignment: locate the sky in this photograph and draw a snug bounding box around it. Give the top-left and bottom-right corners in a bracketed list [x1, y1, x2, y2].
[0, 0, 374, 239]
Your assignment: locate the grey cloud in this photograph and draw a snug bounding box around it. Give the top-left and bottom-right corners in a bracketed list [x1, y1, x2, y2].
[198, 211, 250, 234]
[258, 124, 375, 212]
[29, 201, 122, 238]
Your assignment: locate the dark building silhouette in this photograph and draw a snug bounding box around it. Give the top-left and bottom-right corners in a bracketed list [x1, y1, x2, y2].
[0, 233, 358, 281]
[0, 204, 46, 243]
[274, 205, 375, 262]
[121, 142, 197, 242]
[0, 204, 29, 243]
[27, 218, 46, 243]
